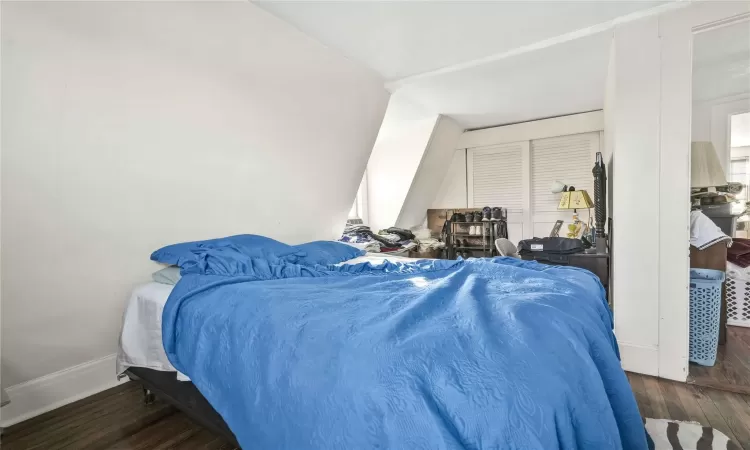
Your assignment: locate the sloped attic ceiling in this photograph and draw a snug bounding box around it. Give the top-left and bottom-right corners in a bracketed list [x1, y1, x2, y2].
[256, 1, 671, 129]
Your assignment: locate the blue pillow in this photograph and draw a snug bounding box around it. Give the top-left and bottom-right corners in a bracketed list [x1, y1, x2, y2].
[293, 241, 365, 266]
[151, 234, 302, 267]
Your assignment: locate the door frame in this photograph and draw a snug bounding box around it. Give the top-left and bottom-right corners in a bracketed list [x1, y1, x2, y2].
[658, 3, 750, 381]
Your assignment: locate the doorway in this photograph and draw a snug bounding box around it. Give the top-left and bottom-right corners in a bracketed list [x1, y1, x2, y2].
[688, 21, 750, 394]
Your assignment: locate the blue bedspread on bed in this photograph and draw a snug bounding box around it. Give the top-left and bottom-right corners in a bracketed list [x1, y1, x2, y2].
[162, 252, 647, 450]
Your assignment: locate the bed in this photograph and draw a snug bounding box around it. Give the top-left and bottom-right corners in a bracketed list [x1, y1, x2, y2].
[119, 241, 647, 449]
[118, 253, 417, 446]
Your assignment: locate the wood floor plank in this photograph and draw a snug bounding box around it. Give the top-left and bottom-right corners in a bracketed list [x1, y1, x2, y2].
[107, 413, 202, 450]
[642, 375, 670, 419]
[689, 326, 750, 395]
[6, 373, 750, 449]
[177, 429, 237, 450]
[658, 380, 690, 422]
[671, 381, 710, 425]
[2, 382, 137, 443]
[3, 385, 151, 448]
[627, 373, 653, 418]
[691, 385, 743, 445]
[705, 388, 750, 450]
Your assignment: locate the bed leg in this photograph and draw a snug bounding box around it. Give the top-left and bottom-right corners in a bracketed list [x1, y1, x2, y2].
[142, 387, 156, 405]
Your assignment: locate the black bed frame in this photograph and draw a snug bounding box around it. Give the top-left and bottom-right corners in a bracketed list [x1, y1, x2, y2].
[125, 367, 240, 447]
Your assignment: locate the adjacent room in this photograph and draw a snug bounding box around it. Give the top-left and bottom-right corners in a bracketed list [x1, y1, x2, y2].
[1, 1, 749, 449]
[688, 19, 750, 395]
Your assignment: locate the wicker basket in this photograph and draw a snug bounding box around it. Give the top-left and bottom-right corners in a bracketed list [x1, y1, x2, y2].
[689, 269, 725, 366]
[726, 262, 750, 328]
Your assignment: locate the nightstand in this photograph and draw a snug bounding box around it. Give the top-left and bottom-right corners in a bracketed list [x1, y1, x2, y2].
[521, 252, 610, 300]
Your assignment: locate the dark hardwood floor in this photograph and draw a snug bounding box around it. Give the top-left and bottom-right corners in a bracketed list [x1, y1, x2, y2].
[628, 373, 750, 449]
[2, 374, 749, 449]
[689, 325, 750, 395]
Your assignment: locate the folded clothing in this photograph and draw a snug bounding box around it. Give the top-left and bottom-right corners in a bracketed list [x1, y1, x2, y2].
[380, 227, 415, 241]
[690, 210, 731, 250]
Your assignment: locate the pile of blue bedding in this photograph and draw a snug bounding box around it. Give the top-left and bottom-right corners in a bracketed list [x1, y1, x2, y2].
[160, 240, 647, 449]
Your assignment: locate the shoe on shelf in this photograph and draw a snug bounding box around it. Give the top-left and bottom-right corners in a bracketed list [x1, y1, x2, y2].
[482, 206, 491, 221]
[471, 211, 480, 222]
[491, 207, 502, 221]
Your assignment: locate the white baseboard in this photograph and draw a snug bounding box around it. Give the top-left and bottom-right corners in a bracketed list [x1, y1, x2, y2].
[0, 354, 127, 428]
[619, 342, 659, 377]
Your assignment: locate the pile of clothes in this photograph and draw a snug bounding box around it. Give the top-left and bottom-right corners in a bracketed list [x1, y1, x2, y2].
[729, 239, 750, 268]
[340, 224, 420, 253]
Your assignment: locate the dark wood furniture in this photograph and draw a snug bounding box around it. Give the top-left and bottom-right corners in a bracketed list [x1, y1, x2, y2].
[520, 252, 610, 298]
[690, 243, 728, 345]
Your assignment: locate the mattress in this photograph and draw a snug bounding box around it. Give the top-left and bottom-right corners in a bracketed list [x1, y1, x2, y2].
[116, 282, 189, 380]
[117, 253, 422, 380]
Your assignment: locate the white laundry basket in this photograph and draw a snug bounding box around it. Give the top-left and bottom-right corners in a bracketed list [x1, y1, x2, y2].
[726, 261, 750, 327]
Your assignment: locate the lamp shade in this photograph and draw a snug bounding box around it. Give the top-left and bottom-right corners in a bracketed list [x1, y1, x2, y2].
[558, 190, 594, 210]
[692, 141, 727, 188]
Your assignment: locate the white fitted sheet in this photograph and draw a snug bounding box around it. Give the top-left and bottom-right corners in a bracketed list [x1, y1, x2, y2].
[116, 282, 190, 380]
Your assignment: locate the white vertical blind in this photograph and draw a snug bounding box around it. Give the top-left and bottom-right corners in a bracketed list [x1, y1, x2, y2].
[469, 143, 523, 208]
[531, 132, 598, 213]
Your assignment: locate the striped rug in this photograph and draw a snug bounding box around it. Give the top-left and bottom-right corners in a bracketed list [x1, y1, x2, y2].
[645, 418, 739, 450]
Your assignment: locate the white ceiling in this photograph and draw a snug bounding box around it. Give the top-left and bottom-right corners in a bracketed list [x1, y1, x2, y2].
[393, 31, 612, 129]
[256, 1, 665, 82]
[256, 1, 674, 129]
[693, 20, 750, 103]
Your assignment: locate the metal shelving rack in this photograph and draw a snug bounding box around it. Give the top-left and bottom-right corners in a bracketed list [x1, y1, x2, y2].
[447, 218, 496, 259]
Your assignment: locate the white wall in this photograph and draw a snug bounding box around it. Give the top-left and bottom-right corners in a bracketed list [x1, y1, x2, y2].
[1, 0, 388, 398]
[610, 16, 662, 376]
[431, 150, 467, 209]
[396, 116, 463, 229]
[611, 1, 750, 381]
[366, 94, 438, 231]
[692, 96, 750, 175]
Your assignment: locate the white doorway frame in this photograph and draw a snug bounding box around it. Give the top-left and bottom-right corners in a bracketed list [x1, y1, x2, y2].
[658, 3, 750, 381]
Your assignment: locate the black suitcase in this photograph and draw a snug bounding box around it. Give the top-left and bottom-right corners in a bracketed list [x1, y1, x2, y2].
[517, 237, 585, 264]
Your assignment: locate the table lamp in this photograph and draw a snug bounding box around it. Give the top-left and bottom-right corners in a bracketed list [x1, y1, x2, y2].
[559, 189, 594, 239]
[692, 141, 727, 189]
[558, 189, 593, 212]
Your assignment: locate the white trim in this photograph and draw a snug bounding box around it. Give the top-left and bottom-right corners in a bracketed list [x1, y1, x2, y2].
[0, 354, 126, 427]
[457, 111, 604, 149]
[386, 2, 689, 90]
[521, 141, 532, 240]
[466, 146, 478, 207]
[656, 2, 750, 382]
[618, 342, 660, 377]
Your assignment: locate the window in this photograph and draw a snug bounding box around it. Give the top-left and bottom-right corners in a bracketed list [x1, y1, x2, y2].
[348, 171, 368, 223]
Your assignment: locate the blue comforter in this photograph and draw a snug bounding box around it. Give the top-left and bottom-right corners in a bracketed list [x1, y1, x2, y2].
[162, 252, 647, 450]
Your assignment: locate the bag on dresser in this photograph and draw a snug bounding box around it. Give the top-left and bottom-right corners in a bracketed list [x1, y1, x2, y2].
[517, 237, 585, 264]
